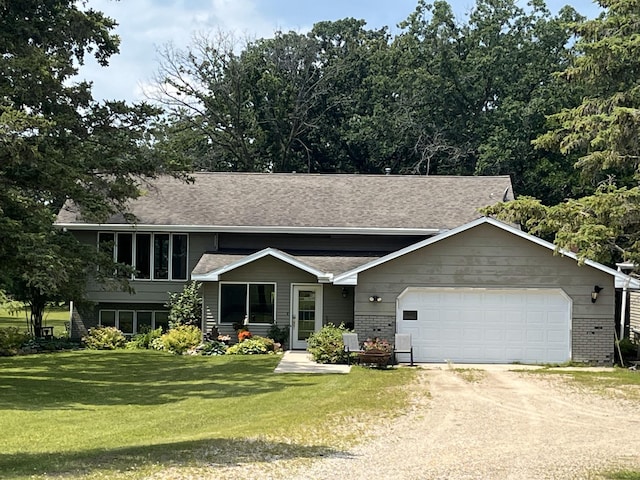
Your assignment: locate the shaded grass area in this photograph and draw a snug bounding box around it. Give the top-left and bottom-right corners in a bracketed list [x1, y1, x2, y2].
[0, 306, 70, 333]
[0, 350, 416, 479]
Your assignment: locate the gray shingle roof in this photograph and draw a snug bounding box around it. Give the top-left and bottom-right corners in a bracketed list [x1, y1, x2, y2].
[192, 251, 382, 277]
[56, 173, 513, 231]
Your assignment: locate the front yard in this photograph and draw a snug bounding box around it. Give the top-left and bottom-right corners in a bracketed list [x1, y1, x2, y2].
[0, 350, 416, 479]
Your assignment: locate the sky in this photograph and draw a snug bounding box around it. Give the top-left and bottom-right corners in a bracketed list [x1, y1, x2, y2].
[81, 0, 602, 104]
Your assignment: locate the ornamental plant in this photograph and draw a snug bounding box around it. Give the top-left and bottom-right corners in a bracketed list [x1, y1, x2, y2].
[238, 329, 252, 342]
[156, 325, 202, 355]
[0, 327, 32, 356]
[226, 336, 275, 355]
[363, 337, 392, 353]
[306, 323, 351, 364]
[82, 326, 127, 350]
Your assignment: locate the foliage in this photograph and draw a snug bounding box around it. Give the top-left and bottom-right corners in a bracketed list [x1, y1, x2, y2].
[193, 340, 228, 356]
[226, 336, 276, 355]
[166, 282, 203, 328]
[156, 325, 202, 355]
[0, 327, 32, 356]
[533, 0, 640, 185]
[0, 0, 190, 336]
[238, 330, 253, 342]
[363, 337, 392, 353]
[0, 350, 415, 478]
[617, 337, 638, 362]
[483, 185, 640, 266]
[82, 326, 127, 350]
[152, 4, 579, 204]
[21, 337, 81, 354]
[306, 323, 351, 364]
[126, 327, 163, 350]
[267, 323, 290, 347]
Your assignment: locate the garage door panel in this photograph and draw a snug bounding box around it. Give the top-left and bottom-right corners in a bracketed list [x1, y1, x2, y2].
[398, 288, 571, 364]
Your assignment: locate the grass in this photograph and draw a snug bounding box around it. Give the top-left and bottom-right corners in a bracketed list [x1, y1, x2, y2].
[529, 367, 640, 401]
[0, 350, 417, 479]
[0, 306, 70, 333]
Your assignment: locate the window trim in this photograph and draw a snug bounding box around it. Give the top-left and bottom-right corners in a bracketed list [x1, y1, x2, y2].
[218, 281, 277, 326]
[98, 309, 171, 334]
[97, 231, 189, 282]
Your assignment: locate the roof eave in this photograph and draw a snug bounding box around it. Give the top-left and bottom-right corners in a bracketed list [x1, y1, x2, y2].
[55, 223, 442, 236]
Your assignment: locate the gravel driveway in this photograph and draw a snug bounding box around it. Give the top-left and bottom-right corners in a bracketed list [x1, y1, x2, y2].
[286, 366, 640, 480]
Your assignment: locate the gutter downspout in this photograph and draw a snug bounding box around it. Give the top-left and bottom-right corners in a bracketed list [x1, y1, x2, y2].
[621, 277, 630, 341]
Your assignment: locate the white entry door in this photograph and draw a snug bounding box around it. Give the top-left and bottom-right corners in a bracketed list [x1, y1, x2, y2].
[292, 285, 323, 349]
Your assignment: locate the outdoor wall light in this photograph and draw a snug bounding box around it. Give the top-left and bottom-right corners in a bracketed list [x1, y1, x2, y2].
[369, 295, 382, 303]
[591, 285, 603, 303]
[341, 287, 349, 298]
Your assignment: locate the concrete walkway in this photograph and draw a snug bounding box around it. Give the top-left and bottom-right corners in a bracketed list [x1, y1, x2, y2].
[274, 350, 351, 374]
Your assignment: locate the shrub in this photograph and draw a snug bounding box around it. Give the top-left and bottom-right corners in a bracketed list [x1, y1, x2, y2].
[226, 336, 275, 355]
[193, 340, 228, 356]
[0, 327, 32, 356]
[82, 326, 127, 350]
[165, 281, 203, 328]
[157, 325, 202, 355]
[126, 327, 163, 350]
[307, 323, 350, 364]
[267, 324, 290, 347]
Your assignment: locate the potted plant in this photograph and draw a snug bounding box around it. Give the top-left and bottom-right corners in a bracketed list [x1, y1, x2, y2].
[359, 337, 392, 367]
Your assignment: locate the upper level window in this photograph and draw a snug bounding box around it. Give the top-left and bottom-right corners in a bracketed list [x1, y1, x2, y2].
[98, 232, 188, 281]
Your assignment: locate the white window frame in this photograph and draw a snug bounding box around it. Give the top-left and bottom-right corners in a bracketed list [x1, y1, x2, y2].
[98, 309, 171, 334]
[96, 232, 189, 282]
[218, 281, 277, 326]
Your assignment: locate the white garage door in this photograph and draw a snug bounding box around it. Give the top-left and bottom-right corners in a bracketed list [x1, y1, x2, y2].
[397, 288, 571, 364]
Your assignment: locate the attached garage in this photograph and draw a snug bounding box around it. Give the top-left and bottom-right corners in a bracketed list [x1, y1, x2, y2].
[397, 287, 571, 364]
[334, 217, 640, 365]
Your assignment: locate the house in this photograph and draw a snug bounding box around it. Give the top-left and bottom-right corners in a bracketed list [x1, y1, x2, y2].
[55, 172, 637, 365]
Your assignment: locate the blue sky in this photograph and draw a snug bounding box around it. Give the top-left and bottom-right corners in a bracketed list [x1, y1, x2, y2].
[82, 0, 601, 103]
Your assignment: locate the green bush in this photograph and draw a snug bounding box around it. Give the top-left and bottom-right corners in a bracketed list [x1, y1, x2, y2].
[166, 281, 203, 328]
[157, 325, 202, 355]
[226, 336, 276, 355]
[307, 323, 350, 364]
[267, 324, 290, 348]
[82, 326, 127, 350]
[126, 327, 163, 349]
[0, 327, 32, 356]
[194, 340, 228, 356]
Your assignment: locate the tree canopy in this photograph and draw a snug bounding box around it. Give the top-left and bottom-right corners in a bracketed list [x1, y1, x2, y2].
[0, 0, 188, 333]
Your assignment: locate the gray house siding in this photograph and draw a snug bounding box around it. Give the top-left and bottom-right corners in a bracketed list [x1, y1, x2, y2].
[354, 223, 614, 364]
[201, 255, 353, 343]
[218, 232, 426, 253]
[70, 231, 214, 337]
[630, 291, 640, 340]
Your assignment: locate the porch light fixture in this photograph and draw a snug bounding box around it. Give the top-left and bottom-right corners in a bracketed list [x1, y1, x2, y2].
[369, 295, 382, 303]
[591, 285, 603, 303]
[342, 287, 349, 298]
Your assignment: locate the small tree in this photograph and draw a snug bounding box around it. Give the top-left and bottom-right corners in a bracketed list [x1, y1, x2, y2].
[166, 282, 203, 329]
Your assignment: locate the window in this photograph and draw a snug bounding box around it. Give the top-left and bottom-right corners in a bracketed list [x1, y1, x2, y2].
[220, 283, 275, 324]
[403, 310, 418, 321]
[97, 232, 188, 281]
[98, 310, 170, 334]
[135, 234, 151, 279]
[99, 310, 116, 328]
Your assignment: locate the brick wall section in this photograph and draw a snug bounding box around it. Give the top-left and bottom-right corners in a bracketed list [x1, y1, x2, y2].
[572, 317, 614, 365]
[354, 314, 396, 344]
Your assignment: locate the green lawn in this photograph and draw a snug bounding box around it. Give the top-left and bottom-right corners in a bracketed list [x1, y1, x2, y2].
[0, 306, 70, 334]
[0, 350, 417, 479]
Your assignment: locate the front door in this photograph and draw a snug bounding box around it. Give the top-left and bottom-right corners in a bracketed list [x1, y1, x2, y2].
[291, 285, 323, 349]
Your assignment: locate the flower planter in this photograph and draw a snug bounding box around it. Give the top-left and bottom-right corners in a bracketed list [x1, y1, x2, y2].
[358, 350, 391, 367]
